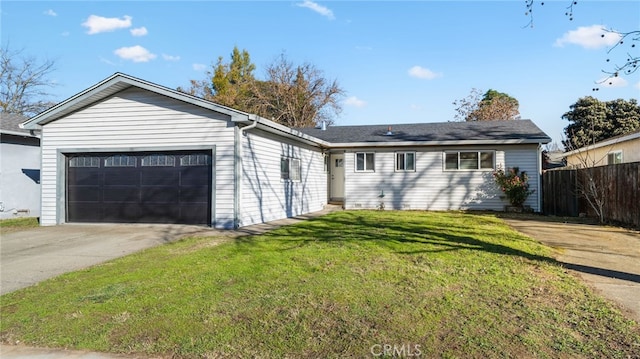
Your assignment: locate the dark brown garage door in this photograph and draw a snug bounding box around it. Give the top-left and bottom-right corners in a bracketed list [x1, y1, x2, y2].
[67, 151, 212, 225]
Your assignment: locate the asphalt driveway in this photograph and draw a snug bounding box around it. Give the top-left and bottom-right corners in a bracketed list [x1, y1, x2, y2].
[503, 217, 640, 322]
[0, 223, 224, 295]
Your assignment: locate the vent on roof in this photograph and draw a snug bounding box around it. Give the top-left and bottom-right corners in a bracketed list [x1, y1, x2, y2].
[385, 126, 393, 136]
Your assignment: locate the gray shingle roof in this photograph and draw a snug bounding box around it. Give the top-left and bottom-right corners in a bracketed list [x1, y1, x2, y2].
[298, 120, 551, 145]
[0, 113, 33, 136]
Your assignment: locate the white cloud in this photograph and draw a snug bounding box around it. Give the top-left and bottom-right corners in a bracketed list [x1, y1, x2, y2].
[114, 45, 156, 62]
[554, 25, 622, 49]
[598, 76, 628, 88]
[82, 15, 132, 35]
[130, 27, 148, 37]
[44, 9, 57, 16]
[193, 63, 207, 71]
[408, 65, 442, 80]
[162, 54, 180, 62]
[296, 0, 335, 20]
[344, 96, 366, 108]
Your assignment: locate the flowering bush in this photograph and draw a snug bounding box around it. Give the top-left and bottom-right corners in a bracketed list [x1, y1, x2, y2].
[493, 166, 534, 207]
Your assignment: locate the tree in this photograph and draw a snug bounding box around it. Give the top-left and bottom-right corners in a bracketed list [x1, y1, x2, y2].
[453, 88, 520, 122]
[177, 46, 256, 110]
[562, 96, 640, 149]
[250, 54, 345, 128]
[180, 48, 345, 128]
[0, 45, 57, 117]
[523, 1, 638, 89]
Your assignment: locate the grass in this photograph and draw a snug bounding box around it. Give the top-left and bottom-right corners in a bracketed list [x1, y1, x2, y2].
[0, 217, 39, 234]
[1, 210, 639, 358]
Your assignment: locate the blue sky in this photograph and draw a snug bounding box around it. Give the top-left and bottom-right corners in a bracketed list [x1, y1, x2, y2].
[2, 1, 639, 146]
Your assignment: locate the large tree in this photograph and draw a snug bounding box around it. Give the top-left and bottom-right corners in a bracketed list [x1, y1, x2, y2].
[180, 48, 344, 128]
[562, 96, 640, 149]
[0, 45, 57, 117]
[250, 54, 344, 128]
[453, 88, 520, 122]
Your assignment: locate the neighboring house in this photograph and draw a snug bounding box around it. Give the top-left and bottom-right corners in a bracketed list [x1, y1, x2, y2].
[0, 113, 41, 220]
[564, 130, 640, 168]
[21, 73, 551, 228]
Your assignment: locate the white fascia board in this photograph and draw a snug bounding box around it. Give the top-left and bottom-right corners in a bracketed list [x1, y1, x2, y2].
[326, 138, 549, 148]
[564, 131, 640, 156]
[22, 73, 251, 129]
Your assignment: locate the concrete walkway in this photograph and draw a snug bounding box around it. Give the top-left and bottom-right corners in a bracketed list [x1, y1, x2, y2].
[503, 217, 640, 322]
[1, 206, 341, 359]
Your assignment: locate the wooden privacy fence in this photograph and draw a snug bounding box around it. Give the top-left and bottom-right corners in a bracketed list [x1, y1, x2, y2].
[543, 162, 640, 227]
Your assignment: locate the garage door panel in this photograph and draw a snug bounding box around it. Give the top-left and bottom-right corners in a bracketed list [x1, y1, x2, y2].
[141, 168, 179, 186]
[68, 204, 103, 222]
[102, 204, 141, 222]
[140, 187, 179, 203]
[179, 204, 210, 224]
[68, 169, 102, 186]
[103, 186, 140, 202]
[180, 186, 210, 203]
[181, 167, 209, 186]
[67, 151, 212, 225]
[104, 169, 139, 185]
[68, 187, 101, 202]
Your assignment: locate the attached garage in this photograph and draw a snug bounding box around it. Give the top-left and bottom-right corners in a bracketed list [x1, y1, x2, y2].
[66, 150, 212, 225]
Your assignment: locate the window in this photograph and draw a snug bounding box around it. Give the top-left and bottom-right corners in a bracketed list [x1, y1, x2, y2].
[396, 152, 416, 172]
[444, 151, 494, 170]
[69, 156, 100, 168]
[104, 155, 136, 167]
[607, 151, 623, 165]
[180, 154, 210, 166]
[355, 152, 375, 172]
[142, 154, 176, 167]
[281, 157, 301, 181]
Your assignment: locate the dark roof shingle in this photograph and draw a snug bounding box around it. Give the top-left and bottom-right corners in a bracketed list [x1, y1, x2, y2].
[298, 120, 550, 144]
[0, 113, 33, 136]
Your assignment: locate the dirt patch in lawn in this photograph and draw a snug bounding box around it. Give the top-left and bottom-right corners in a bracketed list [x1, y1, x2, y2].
[501, 214, 640, 322]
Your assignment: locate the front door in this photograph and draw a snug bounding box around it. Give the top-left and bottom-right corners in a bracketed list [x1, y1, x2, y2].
[330, 154, 345, 200]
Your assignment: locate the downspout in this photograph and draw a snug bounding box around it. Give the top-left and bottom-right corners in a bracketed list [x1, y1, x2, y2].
[234, 115, 259, 228]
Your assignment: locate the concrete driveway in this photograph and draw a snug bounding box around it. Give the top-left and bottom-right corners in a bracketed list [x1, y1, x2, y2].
[503, 217, 640, 322]
[0, 223, 224, 295]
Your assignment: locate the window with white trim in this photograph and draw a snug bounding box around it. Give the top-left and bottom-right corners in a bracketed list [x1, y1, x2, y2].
[142, 154, 176, 167]
[281, 157, 301, 181]
[69, 156, 100, 168]
[104, 155, 136, 167]
[444, 151, 494, 170]
[395, 152, 416, 172]
[607, 151, 623, 165]
[355, 152, 375, 172]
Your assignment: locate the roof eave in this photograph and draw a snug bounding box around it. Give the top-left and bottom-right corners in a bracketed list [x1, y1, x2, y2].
[564, 131, 640, 156]
[325, 138, 551, 148]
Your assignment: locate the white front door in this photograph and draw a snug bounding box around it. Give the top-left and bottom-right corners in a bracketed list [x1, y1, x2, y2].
[330, 154, 345, 200]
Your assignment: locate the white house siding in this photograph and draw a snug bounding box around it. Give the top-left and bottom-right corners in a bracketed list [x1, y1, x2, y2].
[504, 145, 541, 211]
[240, 130, 326, 227]
[39, 88, 236, 228]
[0, 140, 41, 219]
[342, 145, 542, 212]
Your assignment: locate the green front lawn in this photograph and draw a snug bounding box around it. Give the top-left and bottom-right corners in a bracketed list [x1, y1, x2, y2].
[1, 211, 638, 358]
[0, 217, 39, 234]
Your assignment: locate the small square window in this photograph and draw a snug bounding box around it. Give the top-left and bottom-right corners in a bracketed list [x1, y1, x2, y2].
[281, 157, 301, 181]
[396, 152, 416, 172]
[355, 152, 375, 172]
[607, 151, 622, 165]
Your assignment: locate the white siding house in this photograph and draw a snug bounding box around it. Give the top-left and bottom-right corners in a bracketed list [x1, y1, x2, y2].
[21, 73, 550, 229]
[0, 113, 41, 220]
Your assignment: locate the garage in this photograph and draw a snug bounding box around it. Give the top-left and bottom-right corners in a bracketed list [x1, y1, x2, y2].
[67, 150, 212, 225]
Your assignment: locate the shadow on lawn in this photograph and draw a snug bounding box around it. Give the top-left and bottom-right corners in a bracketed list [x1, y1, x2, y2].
[235, 211, 556, 264]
